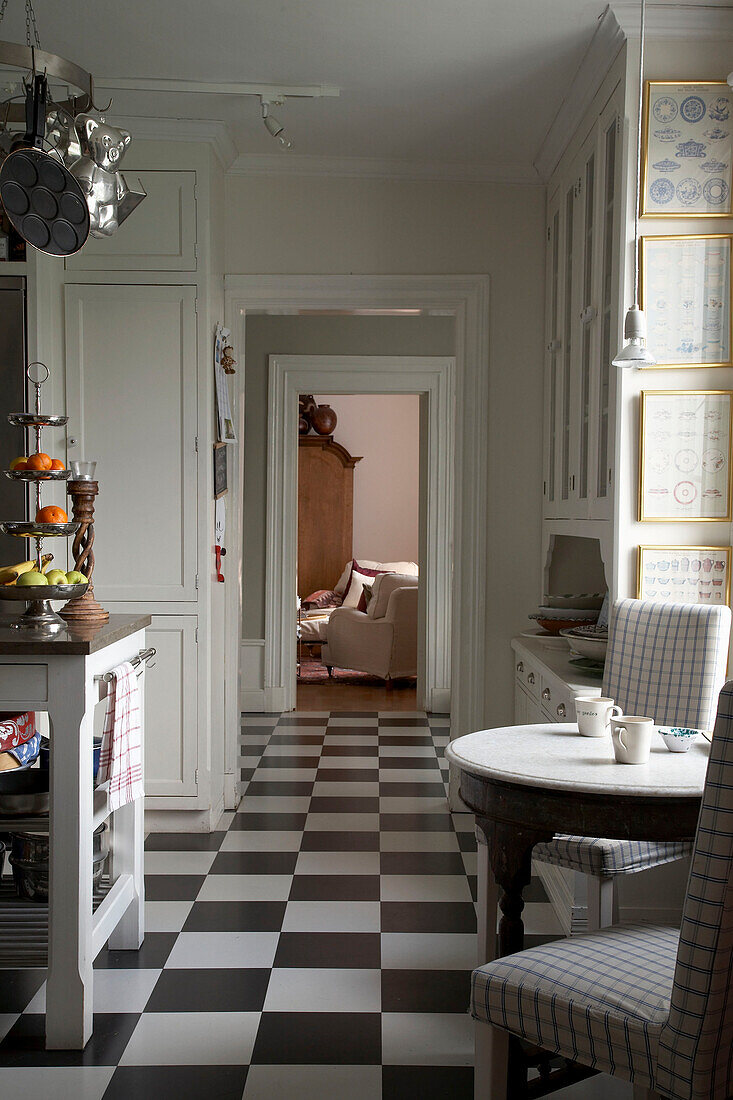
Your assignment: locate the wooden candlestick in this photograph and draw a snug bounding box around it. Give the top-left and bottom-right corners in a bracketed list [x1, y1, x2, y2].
[60, 478, 109, 624]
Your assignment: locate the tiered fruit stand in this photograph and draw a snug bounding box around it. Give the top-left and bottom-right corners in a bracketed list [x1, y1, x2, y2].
[0, 363, 87, 632]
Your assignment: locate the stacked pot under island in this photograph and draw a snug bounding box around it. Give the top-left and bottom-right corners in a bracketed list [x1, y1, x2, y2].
[0, 719, 108, 901]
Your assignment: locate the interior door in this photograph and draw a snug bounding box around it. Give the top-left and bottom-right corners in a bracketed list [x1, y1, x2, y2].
[64, 283, 198, 602]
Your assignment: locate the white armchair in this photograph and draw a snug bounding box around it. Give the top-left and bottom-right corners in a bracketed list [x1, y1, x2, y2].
[321, 573, 418, 681]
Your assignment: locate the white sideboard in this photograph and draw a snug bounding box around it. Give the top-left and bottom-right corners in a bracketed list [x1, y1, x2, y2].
[512, 634, 602, 726]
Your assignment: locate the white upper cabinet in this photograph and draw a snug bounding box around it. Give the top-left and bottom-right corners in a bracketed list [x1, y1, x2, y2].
[543, 83, 622, 522]
[65, 170, 197, 271]
[64, 283, 199, 602]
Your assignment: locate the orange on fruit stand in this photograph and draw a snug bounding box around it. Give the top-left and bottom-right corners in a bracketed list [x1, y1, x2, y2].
[49, 459, 65, 471]
[9, 457, 28, 471]
[27, 453, 52, 471]
[35, 505, 68, 524]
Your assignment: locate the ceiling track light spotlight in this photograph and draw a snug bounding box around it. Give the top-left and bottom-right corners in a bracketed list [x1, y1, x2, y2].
[261, 98, 292, 149]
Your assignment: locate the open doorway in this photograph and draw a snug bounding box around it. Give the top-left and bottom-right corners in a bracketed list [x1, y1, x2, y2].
[265, 352, 454, 716]
[297, 392, 420, 712]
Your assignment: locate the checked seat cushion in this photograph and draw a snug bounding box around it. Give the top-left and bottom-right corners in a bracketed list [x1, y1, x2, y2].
[471, 923, 679, 1087]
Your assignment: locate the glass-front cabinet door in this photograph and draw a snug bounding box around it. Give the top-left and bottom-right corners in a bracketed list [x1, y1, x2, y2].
[591, 90, 622, 520]
[576, 127, 599, 509]
[542, 81, 622, 522]
[543, 190, 563, 515]
[543, 172, 579, 519]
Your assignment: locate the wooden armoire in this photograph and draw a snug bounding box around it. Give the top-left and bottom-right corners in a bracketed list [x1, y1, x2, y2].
[298, 435, 362, 598]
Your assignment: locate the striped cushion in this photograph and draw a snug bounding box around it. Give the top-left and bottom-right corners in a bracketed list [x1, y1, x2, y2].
[471, 923, 679, 1087]
[538, 599, 730, 881]
[534, 835, 692, 877]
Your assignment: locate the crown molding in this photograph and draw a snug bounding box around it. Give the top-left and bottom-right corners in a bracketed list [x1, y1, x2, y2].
[610, 2, 733, 39]
[112, 115, 238, 168]
[534, 3, 733, 182]
[534, 5, 626, 182]
[226, 151, 539, 184]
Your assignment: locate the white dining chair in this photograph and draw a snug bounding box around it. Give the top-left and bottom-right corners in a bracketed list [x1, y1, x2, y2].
[534, 598, 731, 928]
[472, 676, 733, 1100]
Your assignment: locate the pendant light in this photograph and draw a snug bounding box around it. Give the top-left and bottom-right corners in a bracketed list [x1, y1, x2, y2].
[613, 0, 656, 368]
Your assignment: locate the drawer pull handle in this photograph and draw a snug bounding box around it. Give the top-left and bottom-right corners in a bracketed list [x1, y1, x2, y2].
[542, 688, 551, 700]
[557, 703, 566, 719]
[516, 661, 524, 673]
[527, 673, 535, 685]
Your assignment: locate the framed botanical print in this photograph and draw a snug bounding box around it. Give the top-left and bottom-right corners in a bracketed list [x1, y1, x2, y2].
[640, 235, 732, 368]
[639, 390, 733, 521]
[642, 81, 733, 216]
[637, 545, 731, 606]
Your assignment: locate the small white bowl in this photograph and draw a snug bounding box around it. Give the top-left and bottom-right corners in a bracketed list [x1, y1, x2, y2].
[657, 726, 702, 753]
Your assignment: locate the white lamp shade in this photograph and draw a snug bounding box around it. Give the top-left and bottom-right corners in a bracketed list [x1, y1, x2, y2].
[612, 305, 656, 368]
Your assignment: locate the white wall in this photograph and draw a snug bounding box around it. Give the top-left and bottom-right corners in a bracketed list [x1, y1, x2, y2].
[613, 32, 733, 920]
[228, 175, 546, 725]
[313, 393, 420, 563]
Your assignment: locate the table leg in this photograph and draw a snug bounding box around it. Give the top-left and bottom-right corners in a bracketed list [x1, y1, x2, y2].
[46, 663, 93, 1049]
[486, 820, 550, 1097]
[488, 821, 540, 957]
[475, 823, 499, 964]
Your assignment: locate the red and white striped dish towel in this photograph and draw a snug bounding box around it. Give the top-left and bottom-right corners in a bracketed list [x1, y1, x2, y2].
[97, 661, 143, 812]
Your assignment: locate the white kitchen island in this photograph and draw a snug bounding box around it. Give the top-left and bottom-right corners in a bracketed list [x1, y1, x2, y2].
[0, 613, 150, 1048]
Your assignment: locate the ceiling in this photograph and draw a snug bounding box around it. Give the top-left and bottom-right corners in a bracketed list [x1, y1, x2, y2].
[0, 1, 730, 176]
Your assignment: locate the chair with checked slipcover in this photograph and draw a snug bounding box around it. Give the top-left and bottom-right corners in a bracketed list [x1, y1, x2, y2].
[534, 598, 731, 928]
[472, 677, 733, 1100]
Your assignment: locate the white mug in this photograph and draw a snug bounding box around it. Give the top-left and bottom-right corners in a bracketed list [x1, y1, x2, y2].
[610, 715, 654, 764]
[575, 697, 622, 738]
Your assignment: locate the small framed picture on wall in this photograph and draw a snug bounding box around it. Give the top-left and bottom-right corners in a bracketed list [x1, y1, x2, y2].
[213, 442, 228, 499]
[637, 545, 731, 606]
[642, 81, 733, 217]
[640, 235, 732, 369]
[639, 390, 733, 522]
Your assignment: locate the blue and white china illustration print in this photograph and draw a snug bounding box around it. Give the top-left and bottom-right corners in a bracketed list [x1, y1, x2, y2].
[645, 84, 733, 214]
[641, 390, 733, 522]
[638, 545, 731, 606]
[641, 235, 731, 368]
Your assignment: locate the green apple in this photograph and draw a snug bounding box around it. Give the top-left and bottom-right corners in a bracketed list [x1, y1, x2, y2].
[45, 569, 68, 586]
[65, 570, 87, 585]
[17, 571, 48, 586]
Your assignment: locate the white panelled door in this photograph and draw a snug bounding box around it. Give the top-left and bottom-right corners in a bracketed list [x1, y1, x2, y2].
[64, 283, 198, 603]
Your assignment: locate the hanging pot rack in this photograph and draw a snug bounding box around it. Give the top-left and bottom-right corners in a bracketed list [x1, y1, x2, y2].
[0, 40, 96, 123]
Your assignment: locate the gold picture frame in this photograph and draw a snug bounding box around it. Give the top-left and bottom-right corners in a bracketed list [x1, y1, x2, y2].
[641, 81, 733, 217]
[637, 545, 732, 606]
[639, 234, 733, 369]
[639, 390, 733, 522]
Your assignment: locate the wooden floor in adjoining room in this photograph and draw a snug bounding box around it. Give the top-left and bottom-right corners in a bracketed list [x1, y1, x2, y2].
[297, 680, 418, 712]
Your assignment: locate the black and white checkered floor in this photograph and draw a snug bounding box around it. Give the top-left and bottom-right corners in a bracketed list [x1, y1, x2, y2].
[0, 709, 600, 1099]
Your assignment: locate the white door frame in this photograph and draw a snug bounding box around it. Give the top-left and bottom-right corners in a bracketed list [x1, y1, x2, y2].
[268, 355, 453, 713]
[224, 275, 490, 797]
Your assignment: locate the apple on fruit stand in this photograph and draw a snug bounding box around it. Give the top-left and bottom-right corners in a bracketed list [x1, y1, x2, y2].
[45, 569, 68, 586]
[66, 571, 87, 585]
[16, 571, 48, 586]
